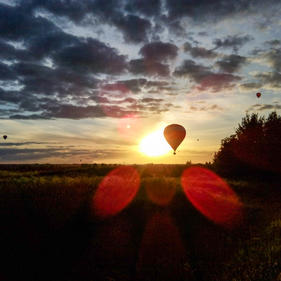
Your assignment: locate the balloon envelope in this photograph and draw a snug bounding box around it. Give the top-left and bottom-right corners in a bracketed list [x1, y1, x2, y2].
[256, 92, 261, 98]
[164, 124, 186, 153]
[3, 135, 7, 140]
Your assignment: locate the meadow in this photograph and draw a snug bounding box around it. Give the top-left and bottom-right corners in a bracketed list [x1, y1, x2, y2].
[0, 164, 280, 281]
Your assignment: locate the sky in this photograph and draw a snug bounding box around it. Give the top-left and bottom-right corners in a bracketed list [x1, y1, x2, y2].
[0, 0, 281, 164]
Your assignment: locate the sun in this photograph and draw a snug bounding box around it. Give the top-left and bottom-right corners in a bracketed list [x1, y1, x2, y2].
[139, 130, 172, 157]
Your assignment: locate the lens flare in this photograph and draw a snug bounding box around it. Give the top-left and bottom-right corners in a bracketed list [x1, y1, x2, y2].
[137, 211, 189, 280]
[144, 179, 176, 206]
[93, 166, 140, 218]
[181, 166, 242, 228]
[118, 114, 142, 140]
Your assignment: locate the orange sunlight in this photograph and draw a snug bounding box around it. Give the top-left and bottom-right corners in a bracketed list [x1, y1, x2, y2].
[139, 130, 172, 157]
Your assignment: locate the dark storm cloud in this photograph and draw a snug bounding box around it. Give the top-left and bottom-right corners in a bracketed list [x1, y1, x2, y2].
[174, 60, 211, 81]
[0, 40, 28, 61]
[216, 54, 247, 73]
[213, 35, 253, 52]
[165, 0, 248, 20]
[118, 78, 148, 92]
[26, 31, 79, 61]
[139, 42, 178, 62]
[19, 0, 152, 44]
[0, 3, 61, 44]
[19, 0, 89, 23]
[165, 0, 280, 24]
[8, 114, 50, 120]
[124, 0, 161, 16]
[12, 62, 99, 97]
[54, 38, 127, 74]
[183, 42, 217, 59]
[113, 14, 151, 43]
[0, 88, 24, 104]
[8, 104, 106, 120]
[42, 104, 106, 119]
[174, 59, 241, 91]
[129, 59, 170, 77]
[0, 62, 16, 80]
[117, 78, 170, 93]
[247, 103, 281, 112]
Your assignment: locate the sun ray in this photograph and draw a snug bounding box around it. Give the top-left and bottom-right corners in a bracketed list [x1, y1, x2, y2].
[139, 130, 172, 157]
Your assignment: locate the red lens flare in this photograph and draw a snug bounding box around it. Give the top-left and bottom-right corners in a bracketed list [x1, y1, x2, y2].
[144, 179, 176, 206]
[137, 211, 189, 280]
[93, 166, 140, 218]
[181, 167, 242, 228]
[117, 114, 142, 140]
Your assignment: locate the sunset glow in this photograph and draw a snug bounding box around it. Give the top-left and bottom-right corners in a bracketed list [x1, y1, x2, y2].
[139, 130, 172, 157]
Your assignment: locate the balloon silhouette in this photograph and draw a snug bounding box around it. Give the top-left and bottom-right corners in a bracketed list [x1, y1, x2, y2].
[164, 124, 186, 155]
[256, 92, 261, 98]
[3, 135, 7, 140]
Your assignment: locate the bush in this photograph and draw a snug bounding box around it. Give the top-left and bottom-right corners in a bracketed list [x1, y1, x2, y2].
[213, 111, 281, 177]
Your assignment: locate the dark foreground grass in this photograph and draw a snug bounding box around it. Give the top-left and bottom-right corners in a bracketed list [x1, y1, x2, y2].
[0, 164, 280, 281]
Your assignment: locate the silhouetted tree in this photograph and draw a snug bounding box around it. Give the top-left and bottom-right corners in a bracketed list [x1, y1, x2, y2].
[213, 112, 281, 176]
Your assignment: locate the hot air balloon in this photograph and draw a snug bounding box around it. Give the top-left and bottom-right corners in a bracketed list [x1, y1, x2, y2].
[256, 92, 261, 98]
[3, 135, 7, 140]
[164, 124, 186, 155]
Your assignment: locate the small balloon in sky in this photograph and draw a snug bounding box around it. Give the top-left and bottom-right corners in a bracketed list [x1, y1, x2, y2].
[164, 124, 186, 155]
[3, 135, 7, 140]
[256, 92, 261, 98]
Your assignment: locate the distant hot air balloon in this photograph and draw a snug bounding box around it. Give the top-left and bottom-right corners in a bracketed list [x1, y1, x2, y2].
[3, 135, 7, 140]
[256, 92, 261, 98]
[164, 124, 186, 155]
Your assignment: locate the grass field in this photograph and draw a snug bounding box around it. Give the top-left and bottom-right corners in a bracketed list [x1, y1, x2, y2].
[0, 164, 280, 281]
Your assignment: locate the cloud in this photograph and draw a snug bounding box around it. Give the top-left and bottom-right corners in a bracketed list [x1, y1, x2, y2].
[240, 82, 263, 90]
[139, 42, 178, 62]
[20, 0, 153, 44]
[0, 147, 129, 162]
[189, 104, 224, 112]
[124, 0, 161, 17]
[265, 40, 281, 47]
[112, 14, 152, 43]
[174, 60, 241, 91]
[215, 54, 247, 73]
[247, 103, 281, 112]
[165, 0, 249, 20]
[0, 62, 16, 80]
[254, 72, 281, 89]
[0, 142, 52, 146]
[54, 38, 127, 75]
[129, 59, 170, 77]
[213, 34, 253, 52]
[264, 48, 281, 72]
[165, 0, 281, 25]
[0, 3, 63, 49]
[174, 59, 210, 81]
[183, 42, 218, 59]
